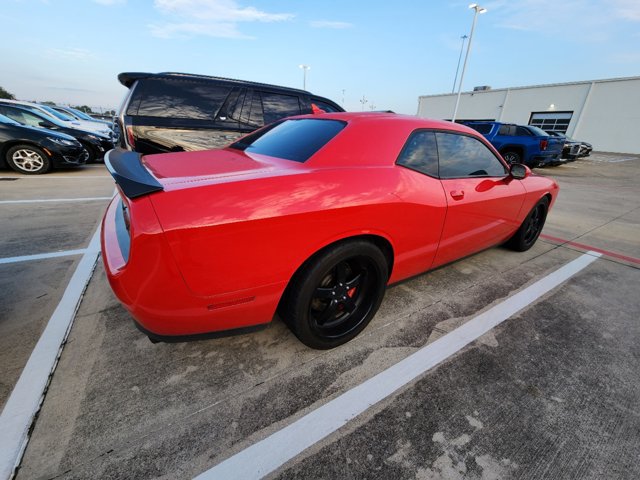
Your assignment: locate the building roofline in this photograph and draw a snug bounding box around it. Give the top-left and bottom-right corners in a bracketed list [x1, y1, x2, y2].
[419, 75, 640, 99]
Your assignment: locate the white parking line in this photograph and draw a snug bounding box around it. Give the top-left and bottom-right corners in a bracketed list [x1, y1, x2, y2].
[0, 229, 101, 480]
[195, 251, 602, 480]
[0, 249, 88, 265]
[0, 197, 112, 205]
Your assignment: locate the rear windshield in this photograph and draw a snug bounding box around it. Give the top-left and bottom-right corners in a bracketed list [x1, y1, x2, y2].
[527, 125, 549, 137]
[466, 123, 492, 134]
[231, 118, 346, 163]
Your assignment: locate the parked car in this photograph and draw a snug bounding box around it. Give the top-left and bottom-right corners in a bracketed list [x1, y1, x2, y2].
[115, 71, 345, 155]
[0, 113, 86, 174]
[0, 104, 114, 163]
[51, 105, 112, 127]
[544, 131, 581, 160]
[464, 121, 564, 167]
[0, 99, 112, 137]
[546, 131, 592, 158]
[101, 113, 558, 349]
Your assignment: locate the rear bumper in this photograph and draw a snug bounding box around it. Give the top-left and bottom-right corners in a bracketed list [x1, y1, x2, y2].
[100, 195, 280, 338]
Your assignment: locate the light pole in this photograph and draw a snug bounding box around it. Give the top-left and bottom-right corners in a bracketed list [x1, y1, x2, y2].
[452, 35, 468, 94]
[299, 64, 310, 90]
[360, 95, 368, 111]
[451, 4, 487, 122]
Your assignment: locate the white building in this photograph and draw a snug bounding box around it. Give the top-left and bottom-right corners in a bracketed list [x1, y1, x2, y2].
[417, 76, 640, 154]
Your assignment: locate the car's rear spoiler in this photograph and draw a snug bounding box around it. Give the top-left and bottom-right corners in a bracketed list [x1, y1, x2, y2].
[104, 148, 163, 199]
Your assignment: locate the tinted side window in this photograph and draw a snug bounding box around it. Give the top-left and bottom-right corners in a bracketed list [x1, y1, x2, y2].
[217, 88, 245, 121]
[515, 126, 532, 136]
[311, 99, 342, 113]
[396, 130, 438, 177]
[436, 133, 507, 178]
[498, 124, 512, 135]
[261, 92, 301, 124]
[231, 119, 345, 163]
[133, 79, 231, 120]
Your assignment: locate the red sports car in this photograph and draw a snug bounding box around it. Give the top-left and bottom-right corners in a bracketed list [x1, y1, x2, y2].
[101, 113, 558, 349]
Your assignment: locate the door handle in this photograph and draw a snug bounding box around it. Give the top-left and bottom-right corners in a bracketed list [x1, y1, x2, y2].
[450, 190, 465, 200]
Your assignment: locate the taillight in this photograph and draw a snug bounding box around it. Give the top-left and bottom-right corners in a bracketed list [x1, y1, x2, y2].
[126, 126, 136, 149]
[540, 139, 548, 151]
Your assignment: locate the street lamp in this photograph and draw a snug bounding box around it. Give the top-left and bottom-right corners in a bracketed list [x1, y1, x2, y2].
[299, 64, 310, 90]
[451, 4, 487, 122]
[360, 95, 368, 111]
[452, 35, 468, 94]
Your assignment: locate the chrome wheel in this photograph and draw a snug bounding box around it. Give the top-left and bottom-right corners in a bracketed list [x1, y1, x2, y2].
[12, 149, 45, 172]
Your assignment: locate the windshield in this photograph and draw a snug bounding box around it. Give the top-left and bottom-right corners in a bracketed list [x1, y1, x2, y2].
[0, 113, 21, 126]
[68, 107, 93, 121]
[39, 105, 75, 121]
[4, 105, 68, 128]
[231, 118, 346, 163]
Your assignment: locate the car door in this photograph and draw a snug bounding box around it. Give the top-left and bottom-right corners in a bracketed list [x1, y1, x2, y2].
[432, 131, 526, 268]
[394, 130, 448, 275]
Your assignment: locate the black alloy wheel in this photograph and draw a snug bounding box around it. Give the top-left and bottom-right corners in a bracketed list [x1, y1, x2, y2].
[502, 151, 521, 165]
[506, 197, 549, 252]
[284, 240, 388, 349]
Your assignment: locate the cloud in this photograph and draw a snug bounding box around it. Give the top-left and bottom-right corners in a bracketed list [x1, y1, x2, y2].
[93, 0, 126, 5]
[47, 48, 96, 61]
[612, 0, 640, 21]
[310, 20, 353, 29]
[150, 0, 294, 39]
[148, 22, 251, 39]
[485, 0, 640, 40]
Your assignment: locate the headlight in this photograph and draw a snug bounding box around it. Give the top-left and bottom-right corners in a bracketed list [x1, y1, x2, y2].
[47, 136, 77, 146]
[88, 133, 110, 141]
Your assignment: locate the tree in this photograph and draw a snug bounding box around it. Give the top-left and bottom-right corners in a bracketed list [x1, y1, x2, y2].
[40, 100, 56, 106]
[72, 105, 94, 114]
[0, 86, 15, 100]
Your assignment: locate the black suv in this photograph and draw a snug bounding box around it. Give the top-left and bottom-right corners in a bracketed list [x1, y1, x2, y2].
[116, 72, 345, 154]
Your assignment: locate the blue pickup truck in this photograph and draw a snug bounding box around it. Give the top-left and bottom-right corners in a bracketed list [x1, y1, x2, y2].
[464, 121, 563, 167]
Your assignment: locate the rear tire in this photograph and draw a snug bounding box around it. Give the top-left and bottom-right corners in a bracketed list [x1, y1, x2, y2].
[6, 144, 51, 175]
[502, 150, 522, 165]
[506, 197, 549, 252]
[283, 240, 388, 349]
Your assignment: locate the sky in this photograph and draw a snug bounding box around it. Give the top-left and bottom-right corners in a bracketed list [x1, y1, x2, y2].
[1, 0, 639, 114]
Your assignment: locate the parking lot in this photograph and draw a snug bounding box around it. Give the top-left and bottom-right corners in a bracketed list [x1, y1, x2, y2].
[1, 153, 639, 479]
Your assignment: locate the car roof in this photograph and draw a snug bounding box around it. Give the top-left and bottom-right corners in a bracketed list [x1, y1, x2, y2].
[297, 112, 478, 134]
[118, 71, 311, 95]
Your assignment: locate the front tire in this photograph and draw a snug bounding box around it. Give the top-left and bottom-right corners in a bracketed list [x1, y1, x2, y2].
[6, 145, 51, 175]
[79, 142, 97, 163]
[506, 197, 549, 252]
[283, 240, 388, 349]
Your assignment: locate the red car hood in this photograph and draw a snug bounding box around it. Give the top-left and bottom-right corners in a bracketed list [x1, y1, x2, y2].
[142, 148, 284, 188]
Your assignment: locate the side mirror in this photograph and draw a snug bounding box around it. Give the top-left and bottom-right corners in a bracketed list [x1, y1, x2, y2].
[510, 163, 529, 180]
[39, 121, 53, 128]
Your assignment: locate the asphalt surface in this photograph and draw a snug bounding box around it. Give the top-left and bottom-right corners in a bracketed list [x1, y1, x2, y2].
[1, 153, 639, 479]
